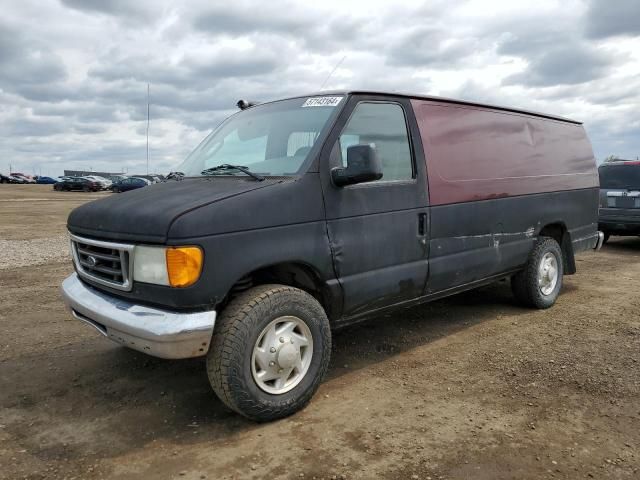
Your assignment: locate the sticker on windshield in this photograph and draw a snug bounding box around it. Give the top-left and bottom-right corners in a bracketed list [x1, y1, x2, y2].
[302, 96, 343, 107]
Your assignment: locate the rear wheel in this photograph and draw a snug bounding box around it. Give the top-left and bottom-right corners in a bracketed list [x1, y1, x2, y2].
[206, 284, 331, 421]
[603, 232, 611, 244]
[512, 237, 563, 309]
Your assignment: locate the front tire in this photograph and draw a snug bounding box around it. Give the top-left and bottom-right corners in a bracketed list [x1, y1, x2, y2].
[512, 237, 564, 309]
[207, 284, 331, 421]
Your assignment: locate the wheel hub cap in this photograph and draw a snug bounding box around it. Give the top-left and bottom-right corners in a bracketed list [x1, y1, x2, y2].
[251, 316, 313, 395]
[538, 252, 559, 296]
[276, 341, 298, 369]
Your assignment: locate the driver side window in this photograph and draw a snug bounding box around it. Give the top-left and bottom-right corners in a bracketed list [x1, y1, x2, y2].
[338, 102, 413, 182]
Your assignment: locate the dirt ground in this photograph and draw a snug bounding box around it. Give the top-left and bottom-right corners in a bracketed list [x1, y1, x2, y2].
[1, 185, 638, 480]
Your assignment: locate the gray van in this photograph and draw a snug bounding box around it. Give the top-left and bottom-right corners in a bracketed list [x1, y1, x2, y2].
[598, 161, 640, 242]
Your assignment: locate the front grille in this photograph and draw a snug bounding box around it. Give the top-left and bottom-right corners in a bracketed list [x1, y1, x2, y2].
[70, 234, 134, 291]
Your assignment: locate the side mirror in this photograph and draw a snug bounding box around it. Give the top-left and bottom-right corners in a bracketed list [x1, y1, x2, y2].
[331, 144, 383, 187]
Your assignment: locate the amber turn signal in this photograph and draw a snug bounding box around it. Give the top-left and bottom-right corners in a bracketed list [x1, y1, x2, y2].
[165, 247, 203, 288]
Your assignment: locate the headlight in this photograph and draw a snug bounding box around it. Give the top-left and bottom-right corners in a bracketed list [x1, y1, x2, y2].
[133, 245, 203, 288]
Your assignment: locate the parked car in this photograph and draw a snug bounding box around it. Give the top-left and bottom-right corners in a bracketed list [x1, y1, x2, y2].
[10, 173, 35, 184]
[54, 177, 101, 192]
[35, 176, 58, 184]
[109, 174, 128, 183]
[0, 173, 12, 183]
[9, 174, 28, 184]
[61, 91, 602, 422]
[111, 177, 150, 193]
[83, 175, 112, 190]
[598, 161, 640, 242]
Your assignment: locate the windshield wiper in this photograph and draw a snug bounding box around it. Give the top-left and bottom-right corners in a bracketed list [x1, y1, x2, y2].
[201, 164, 265, 181]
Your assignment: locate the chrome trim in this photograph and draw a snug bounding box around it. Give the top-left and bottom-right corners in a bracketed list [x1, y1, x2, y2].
[69, 233, 135, 291]
[606, 190, 640, 197]
[71, 310, 108, 336]
[61, 273, 216, 359]
[594, 231, 605, 251]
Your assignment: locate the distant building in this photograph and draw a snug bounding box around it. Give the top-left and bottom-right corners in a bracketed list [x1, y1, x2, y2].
[64, 170, 120, 178]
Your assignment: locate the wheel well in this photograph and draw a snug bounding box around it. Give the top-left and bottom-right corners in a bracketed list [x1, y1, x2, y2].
[226, 263, 337, 319]
[539, 223, 576, 275]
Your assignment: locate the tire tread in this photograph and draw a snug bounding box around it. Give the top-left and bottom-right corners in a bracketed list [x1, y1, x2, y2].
[207, 284, 331, 421]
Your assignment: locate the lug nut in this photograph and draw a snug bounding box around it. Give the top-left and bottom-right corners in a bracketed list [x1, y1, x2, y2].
[269, 361, 275, 367]
[290, 339, 294, 344]
[279, 337, 285, 343]
[270, 347, 276, 353]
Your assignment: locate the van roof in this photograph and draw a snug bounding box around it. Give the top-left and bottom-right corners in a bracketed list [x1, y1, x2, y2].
[599, 160, 640, 167]
[295, 90, 582, 125]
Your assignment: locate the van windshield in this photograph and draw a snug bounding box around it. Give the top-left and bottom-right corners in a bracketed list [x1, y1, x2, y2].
[599, 164, 640, 189]
[175, 96, 343, 177]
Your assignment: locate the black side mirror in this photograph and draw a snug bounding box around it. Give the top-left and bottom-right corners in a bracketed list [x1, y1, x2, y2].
[331, 144, 383, 187]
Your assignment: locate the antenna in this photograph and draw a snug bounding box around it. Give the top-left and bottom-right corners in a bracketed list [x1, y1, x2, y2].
[146, 83, 150, 175]
[320, 55, 346, 90]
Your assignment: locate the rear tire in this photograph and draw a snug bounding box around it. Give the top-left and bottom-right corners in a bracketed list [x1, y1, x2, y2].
[512, 237, 563, 309]
[206, 284, 331, 422]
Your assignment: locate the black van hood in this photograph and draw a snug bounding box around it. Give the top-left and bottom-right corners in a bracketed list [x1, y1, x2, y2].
[67, 178, 279, 243]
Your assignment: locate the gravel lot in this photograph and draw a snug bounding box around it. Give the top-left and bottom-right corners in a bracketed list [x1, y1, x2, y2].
[0, 235, 70, 269]
[0, 184, 639, 480]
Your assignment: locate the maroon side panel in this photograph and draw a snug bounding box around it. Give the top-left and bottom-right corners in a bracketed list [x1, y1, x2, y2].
[411, 100, 599, 206]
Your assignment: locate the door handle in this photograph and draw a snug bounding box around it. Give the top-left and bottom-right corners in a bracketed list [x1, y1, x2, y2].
[418, 213, 427, 236]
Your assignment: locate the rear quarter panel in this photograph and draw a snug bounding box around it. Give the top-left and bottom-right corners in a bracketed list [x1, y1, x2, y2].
[411, 100, 599, 292]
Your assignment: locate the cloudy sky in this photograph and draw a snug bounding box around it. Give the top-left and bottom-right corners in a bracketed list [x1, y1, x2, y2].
[1, 0, 639, 177]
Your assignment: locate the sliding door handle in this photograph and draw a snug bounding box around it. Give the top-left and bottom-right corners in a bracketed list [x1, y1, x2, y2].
[418, 213, 427, 236]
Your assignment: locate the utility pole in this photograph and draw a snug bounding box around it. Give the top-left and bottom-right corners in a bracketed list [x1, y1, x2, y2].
[146, 83, 150, 175]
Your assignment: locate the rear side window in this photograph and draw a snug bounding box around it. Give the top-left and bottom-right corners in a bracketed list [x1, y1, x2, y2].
[599, 164, 640, 189]
[338, 102, 413, 182]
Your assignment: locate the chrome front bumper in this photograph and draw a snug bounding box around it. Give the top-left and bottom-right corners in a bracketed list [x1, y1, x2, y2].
[61, 273, 216, 359]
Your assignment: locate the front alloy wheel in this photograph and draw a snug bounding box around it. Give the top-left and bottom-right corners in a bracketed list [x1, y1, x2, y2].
[207, 284, 331, 421]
